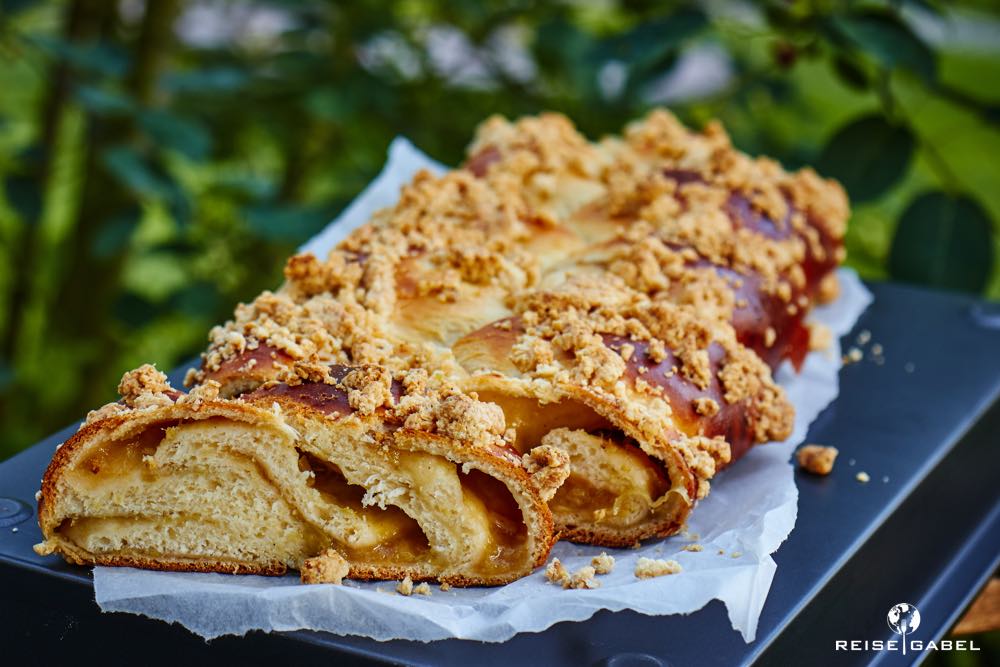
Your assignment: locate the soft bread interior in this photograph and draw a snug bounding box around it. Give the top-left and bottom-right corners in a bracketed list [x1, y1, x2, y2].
[44, 411, 535, 583]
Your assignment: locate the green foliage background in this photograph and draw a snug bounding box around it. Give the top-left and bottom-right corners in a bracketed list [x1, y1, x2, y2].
[1, 0, 999, 462]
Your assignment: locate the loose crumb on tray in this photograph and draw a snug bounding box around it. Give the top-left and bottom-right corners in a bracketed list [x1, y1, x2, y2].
[397, 576, 414, 596]
[682, 544, 703, 552]
[856, 471, 871, 483]
[796, 444, 839, 476]
[635, 557, 682, 579]
[414, 582, 431, 596]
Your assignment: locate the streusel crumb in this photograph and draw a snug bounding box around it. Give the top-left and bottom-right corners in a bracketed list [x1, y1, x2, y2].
[397, 576, 414, 596]
[797, 444, 839, 476]
[300, 548, 350, 585]
[634, 557, 682, 578]
[591, 552, 615, 574]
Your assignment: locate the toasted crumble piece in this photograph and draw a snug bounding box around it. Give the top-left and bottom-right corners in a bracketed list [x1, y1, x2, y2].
[440, 582, 452, 592]
[566, 565, 600, 589]
[118, 364, 171, 399]
[818, 273, 840, 303]
[591, 552, 615, 575]
[300, 548, 350, 585]
[842, 347, 863, 365]
[397, 575, 414, 596]
[414, 582, 432, 596]
[433, 394, 507, 447]
[693, 396, 720, 417]
[682, 544, 703, 553]
[731, 551, 743, 558]
[522, 443, 571, 501]
[796, 444, 839, 476]
[634, 557, 682, 579]
[809, 323, 833, 351]
[856, 471, 871, 483]
[545, 558, 570, 586]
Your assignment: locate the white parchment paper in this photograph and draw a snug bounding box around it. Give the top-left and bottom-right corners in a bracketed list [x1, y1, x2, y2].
[94, 138, 873, 643]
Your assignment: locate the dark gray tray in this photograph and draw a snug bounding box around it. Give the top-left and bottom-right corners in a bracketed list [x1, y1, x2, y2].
[2, 280, 998, 666]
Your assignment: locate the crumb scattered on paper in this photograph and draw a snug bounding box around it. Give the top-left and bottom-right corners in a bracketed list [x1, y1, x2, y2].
[635, 558, 682, 579]
[682, 544, 703, 552]
[591, 552, 615, 574]
[397, 576, 414, 596]
[566, 566, 599, 590]
[856, 471, 870, 483]
[299, 548, 350, 585]
[440, 582, 451, 592]
[545, 558, 569, 586]
[414, 582, 431, 596]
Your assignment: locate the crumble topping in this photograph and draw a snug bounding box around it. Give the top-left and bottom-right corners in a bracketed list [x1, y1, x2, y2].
[342, 366, 394, 415]
[809, 323, 833, 351]
[117, 365, 175, 410]
[522, 443, 571, 501]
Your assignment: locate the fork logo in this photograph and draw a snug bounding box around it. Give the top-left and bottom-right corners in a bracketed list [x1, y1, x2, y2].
[834, 601, 980, 653]
[887, 603, 921, 655]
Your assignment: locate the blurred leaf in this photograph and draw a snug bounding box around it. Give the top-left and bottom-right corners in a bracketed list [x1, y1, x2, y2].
[75, 85, 135, 115]
[900, 0, 944, 17]
[0, 0, 40, 15]
[598, 8, 706, 72]
[305, 88, 360, 123]
[212, 172, 275, 200]
[101, 146, 174, 199]
[162, 67, 250, 93]
[817, 115, 914, 203]
[889, 192, 995, 293]
[112, 292, 160, 329]
[3, 174, 43, 224]
[169, 281, 222, 318]
[534, 19, 598, 97]
[832, 11, 936, 83]
[832, 54, 869, 91]
[31, 36, 129, 77]
[138, 110, 212, 160]
[0, 358, 12, 392]
[243, 204, 333, 242]
[90, 207, 142, 259]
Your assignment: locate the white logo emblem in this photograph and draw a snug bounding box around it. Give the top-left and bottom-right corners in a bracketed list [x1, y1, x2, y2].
[887, 603, 921, 655]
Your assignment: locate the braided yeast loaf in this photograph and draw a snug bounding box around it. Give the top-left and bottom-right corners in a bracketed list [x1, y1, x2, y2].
[194, 110, 845, 547]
